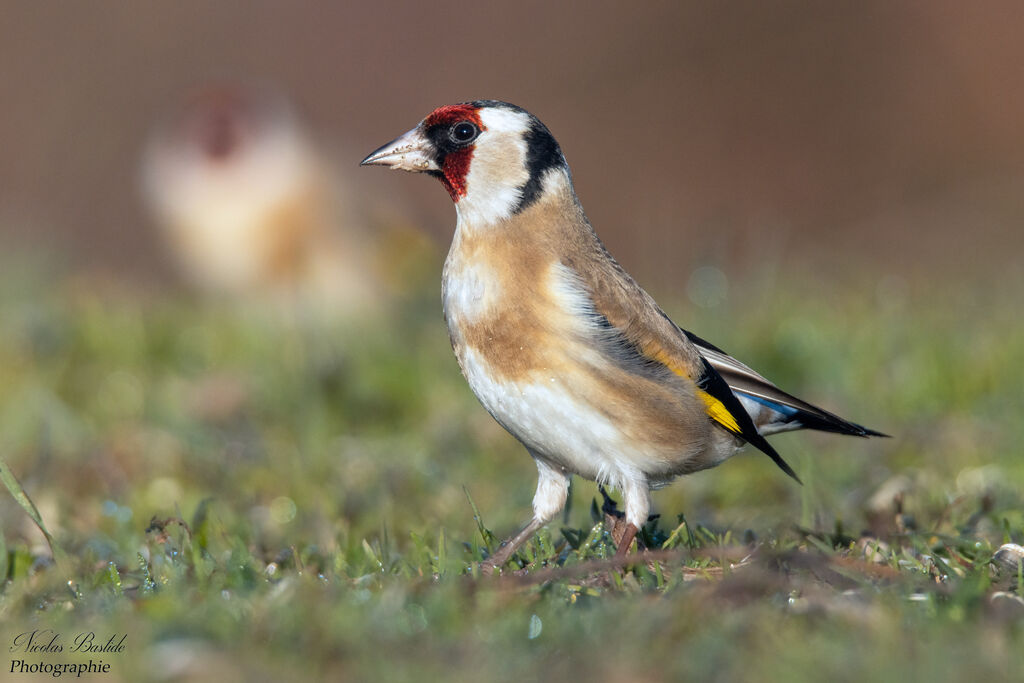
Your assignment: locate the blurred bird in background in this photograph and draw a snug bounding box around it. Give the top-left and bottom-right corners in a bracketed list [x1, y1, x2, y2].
[141, 83, 430, 316]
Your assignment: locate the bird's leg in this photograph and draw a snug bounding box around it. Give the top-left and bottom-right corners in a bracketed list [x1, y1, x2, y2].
[612, 478, 651, 562]
[614, 523, 640, 559]
[478, 457, 569, 575]
[478, 518, 546, 575]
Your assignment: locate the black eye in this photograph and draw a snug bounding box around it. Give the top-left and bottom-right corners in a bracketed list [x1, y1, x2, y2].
[450, 121, 478, 144]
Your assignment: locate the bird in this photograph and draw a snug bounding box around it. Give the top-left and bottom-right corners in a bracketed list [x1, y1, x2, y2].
[141, 84, 385, 314]
[361, 100, 884, 572]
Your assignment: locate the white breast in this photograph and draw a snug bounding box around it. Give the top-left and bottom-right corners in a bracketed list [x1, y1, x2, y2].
[459, 346, 649, 487]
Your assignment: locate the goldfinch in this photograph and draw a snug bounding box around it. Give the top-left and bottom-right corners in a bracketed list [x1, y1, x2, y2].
[142, 84, 378, 312]
[361, 101, 883, 571]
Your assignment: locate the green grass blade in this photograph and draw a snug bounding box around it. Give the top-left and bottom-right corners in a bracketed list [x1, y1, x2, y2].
[463, 486, 496, 553]
[0, 524, 7, 583]
[0, 455, 64, 560]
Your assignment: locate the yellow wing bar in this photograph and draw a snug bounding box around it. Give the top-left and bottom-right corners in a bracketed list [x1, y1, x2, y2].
[645, 342, 743, 435]
[697, 389, 742, 434]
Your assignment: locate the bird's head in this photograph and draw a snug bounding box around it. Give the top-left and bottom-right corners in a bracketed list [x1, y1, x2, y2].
[361, 101, 569, 226]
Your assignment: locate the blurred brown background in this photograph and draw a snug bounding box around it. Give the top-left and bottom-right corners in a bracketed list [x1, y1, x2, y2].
[2, 1, 1023, 290]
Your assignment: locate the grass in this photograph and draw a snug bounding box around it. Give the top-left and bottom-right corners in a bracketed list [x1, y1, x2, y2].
[0, 260, 1022, 682]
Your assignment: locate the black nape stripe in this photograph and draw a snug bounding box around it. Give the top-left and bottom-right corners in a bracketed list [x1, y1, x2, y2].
[514, 122, 565, 213]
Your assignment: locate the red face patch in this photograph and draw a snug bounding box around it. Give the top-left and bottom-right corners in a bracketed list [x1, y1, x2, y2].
[423, 104, 484, 201]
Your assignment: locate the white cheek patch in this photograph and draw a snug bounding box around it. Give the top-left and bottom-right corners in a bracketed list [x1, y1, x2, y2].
[455, 108, 533, 227]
